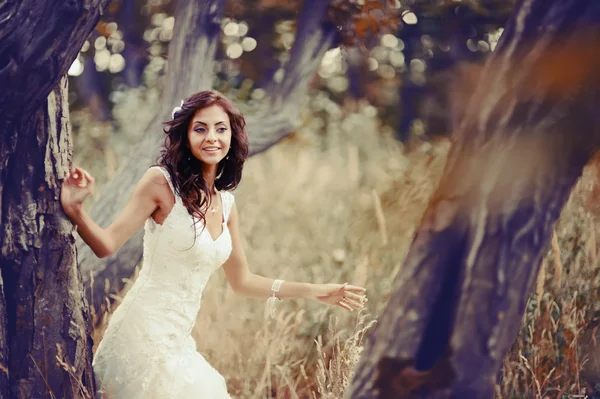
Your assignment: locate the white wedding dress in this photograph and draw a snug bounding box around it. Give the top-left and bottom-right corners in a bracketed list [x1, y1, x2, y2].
[93, 166, 233, 398]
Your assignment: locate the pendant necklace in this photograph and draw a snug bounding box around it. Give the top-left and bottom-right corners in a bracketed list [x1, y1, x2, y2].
[208, 191, 219, 214]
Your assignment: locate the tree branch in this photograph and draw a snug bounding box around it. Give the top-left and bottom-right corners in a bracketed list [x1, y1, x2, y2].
[268, 0, 334, 108]
[0, 0, 110, 119]
[249, 0, 335, 155]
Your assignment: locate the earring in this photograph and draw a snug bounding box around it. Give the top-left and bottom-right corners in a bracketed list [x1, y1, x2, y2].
[225, 155, 230, 160]
[216, 161, 224, 180]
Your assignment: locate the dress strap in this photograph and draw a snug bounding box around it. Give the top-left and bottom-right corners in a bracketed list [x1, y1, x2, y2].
[220, 191, 235, 222]
[152, 166, 176, 196]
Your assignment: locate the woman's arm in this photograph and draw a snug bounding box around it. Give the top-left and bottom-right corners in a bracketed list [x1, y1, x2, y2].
[222, 203, 366, 310]
[61, 167, 170, 258]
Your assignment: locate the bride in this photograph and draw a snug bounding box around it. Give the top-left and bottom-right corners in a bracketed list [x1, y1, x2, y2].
[60, 90, 367, 398]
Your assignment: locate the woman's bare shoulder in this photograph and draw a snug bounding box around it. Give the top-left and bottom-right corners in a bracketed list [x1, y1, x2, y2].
[135, 167, 174, 201]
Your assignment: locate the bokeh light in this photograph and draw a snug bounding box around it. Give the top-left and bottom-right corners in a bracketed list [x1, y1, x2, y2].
[68, 58, 84, 77]
[95, 36, 107, 50]
[381, 34, 398, 48]
[226, 43, 244, 59]
[94, 49, 111, 71]
[108, 54, 126, 73]
[224, 21, 239, 36]
[241, 37, 257, 52]
[367, 58, 379, 71]
[319, 47, 343, 79]
[402, 11, 418, 25]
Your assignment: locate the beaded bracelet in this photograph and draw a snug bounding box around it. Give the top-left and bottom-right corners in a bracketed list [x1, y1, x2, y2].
[266, 279, 284, 319]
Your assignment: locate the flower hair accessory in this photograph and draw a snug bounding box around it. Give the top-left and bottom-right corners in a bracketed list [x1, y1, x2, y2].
[171, 100, 184, 119]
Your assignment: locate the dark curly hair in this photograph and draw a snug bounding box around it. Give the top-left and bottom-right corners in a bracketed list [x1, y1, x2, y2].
[156, 90, 249, 230]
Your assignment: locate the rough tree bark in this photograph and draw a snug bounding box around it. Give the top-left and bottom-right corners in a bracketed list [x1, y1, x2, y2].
[345, 0, 600, 398]
[79, 0, 336, 323]
[0, 275, 7, 398]
[0, 1, 111, 397]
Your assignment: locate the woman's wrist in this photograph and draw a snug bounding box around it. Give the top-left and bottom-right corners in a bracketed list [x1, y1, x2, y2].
[272, 281, 315, 300]
[63, 203, 84, 221]
[303, 283, 320, 300]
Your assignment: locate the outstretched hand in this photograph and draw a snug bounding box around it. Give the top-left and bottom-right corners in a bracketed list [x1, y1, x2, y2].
[312, 283, 367, 312]
[60, 167, 95, 217]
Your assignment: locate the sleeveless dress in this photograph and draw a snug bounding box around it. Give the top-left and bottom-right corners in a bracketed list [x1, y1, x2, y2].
[93, 166, 234, 399]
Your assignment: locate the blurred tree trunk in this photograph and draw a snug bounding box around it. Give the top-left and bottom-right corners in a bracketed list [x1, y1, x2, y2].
[80, 0, 336, 324]
[0, 1, 110, 397]
[396, 3, 510, 142]
[76, 54, 112, 122]
[242, 9, 283, 87]
[345, 47, 369, 100]
[266, 0, 334, 108]
[397, 22, 419, 142]
[345, 0, 600, 398]
[119, 0, 148, 89]
[72, 0, 147, 118]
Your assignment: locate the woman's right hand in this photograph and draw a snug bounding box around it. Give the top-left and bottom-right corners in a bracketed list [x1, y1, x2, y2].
[60, 167, 95, 218]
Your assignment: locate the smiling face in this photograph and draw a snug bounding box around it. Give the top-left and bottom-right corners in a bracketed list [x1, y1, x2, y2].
[187, 104, 232, 172]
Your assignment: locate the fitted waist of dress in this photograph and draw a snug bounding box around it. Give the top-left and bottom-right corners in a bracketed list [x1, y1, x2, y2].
[138, 253, 209, 291]
[119, 274, 202, 331]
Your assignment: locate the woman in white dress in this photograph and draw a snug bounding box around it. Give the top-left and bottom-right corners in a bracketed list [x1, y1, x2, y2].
[60, 90, 367, 399]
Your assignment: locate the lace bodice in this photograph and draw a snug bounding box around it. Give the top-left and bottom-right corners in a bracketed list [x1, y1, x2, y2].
[93, 166, 234, 398]
[139, 166, 234, 330]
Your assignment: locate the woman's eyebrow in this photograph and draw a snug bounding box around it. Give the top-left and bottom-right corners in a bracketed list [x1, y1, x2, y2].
[192, 120, 227, 125]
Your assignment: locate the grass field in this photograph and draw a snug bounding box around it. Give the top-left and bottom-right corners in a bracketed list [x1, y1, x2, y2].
[77, 95, 600, 398]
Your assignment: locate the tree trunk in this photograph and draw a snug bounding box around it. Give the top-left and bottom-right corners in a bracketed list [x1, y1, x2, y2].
[80, 0, 337, 324]
[75, 54, 112, 122]
[0, 1, 111, 397]
[119, 0, 148, 89]
[345, 47, 368, 100]
[397, 23, 418, 142]
[240, 8, 282, 87]
[266, 0, 334, 108]
[345, 0, 600, 398]
[2, 81, 96, 399]
[0, 275, 8, 398]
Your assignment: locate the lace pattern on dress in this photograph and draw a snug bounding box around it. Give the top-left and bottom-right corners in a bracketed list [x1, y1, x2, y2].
[92, 166, 234, 399]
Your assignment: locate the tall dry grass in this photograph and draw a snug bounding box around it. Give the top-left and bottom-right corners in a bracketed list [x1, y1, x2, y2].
[164, 96, 447, 398]
[74, 91, 600, 398]
[496, 158, 600, 399]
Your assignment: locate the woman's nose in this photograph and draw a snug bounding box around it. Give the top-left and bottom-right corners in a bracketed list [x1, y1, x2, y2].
[206, 129, 217, 141]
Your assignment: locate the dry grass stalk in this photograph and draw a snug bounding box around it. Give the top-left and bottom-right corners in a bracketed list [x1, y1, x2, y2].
[536, 261, 546, 305]
[551, 230, 563, 289]
[371, 189, 388, 246]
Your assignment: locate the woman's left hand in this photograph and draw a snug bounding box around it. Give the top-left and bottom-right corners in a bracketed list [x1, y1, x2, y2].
[311, 283, 367, 311]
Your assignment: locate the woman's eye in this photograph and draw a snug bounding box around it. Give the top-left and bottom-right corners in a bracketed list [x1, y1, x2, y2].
[195, 128, 205, 133]
[218, 127, 227, 133]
